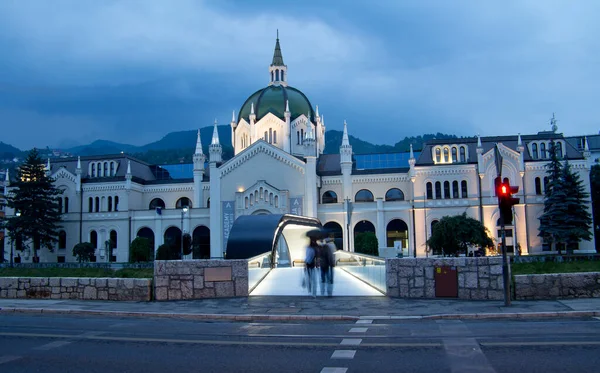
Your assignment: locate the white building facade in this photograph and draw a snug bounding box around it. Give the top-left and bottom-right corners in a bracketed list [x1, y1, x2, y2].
[2, 38, 596, 263]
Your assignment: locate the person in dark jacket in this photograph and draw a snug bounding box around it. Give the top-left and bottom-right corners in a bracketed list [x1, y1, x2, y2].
[319, 235, 336, 297]
[304, 236, 318, 298]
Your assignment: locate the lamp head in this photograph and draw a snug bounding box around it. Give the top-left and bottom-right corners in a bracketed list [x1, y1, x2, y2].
[183, 206, 189, 213]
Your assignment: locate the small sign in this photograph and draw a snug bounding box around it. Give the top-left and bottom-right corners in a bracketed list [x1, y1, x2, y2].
[222, 201, 235, 247]
[436, 267, 441, 274]
[290, 197, 303, 216]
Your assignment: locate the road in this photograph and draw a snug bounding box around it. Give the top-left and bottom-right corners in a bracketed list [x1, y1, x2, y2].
[1, 314, 600, 372]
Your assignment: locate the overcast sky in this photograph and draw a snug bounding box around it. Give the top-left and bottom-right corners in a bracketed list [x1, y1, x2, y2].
[0, 0, 599, 150]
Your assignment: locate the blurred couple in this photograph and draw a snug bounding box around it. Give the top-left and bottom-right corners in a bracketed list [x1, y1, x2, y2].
[303, 230, 336, 298]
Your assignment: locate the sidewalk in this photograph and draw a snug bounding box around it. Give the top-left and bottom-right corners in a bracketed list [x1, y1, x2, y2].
[1, 296, 600, 321]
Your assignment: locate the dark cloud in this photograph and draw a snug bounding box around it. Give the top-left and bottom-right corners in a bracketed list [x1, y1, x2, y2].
[0, 0, 598, 149]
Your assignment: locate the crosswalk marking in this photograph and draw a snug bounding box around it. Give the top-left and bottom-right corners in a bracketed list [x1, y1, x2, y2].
[321, 368, 348, 373]
[0, 355, 21, 365]
[331, 350, 356, 359]
[340, 338, 362, 346]
[349, 327, 368, 333]
[356, 319, 373, 324]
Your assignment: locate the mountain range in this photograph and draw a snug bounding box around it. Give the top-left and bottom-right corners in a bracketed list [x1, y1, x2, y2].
[1, 126, 457, 165]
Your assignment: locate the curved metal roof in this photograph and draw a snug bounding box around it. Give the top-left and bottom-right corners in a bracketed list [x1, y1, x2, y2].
[225, 214, 322, 260]
[238, 85, 315, 124]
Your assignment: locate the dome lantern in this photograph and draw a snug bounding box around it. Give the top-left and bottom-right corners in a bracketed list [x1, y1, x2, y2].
[269, 30, 287, 87]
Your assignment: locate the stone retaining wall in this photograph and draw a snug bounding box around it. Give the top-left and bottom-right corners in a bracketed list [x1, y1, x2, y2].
[514, 272, 600, 300]
[154, 260, 248, 301]
[386, 257, 504, 300]
[0, 277, 152, 301]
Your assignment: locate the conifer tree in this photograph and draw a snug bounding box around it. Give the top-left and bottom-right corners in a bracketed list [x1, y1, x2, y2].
[538, 141, 568, 253]
[561, 159, 592, 250]
[2, 148, 62, 260]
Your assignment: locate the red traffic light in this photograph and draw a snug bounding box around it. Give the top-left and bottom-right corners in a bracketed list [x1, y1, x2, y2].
[500, 185, 508, 195]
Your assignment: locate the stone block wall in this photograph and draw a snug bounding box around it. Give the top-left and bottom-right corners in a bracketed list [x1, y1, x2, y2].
[154, 259, 248, 301]
[515, 272, 600, 300]
[0, 277, 152, 301]
[386, 257, 504, 300]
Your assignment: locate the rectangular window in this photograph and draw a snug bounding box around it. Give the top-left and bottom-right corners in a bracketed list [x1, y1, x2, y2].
[497, 229, 513, 237]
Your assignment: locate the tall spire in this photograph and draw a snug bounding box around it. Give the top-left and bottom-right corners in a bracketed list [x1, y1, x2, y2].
[211, 119, 220, 145]
[4, 168, 8, 182]
[585, 136, 590, 151]
[477, 134, 482, 148]
[342, 120, 350, 146]
[76, 156, 81, 169]
[231, 110, 236, 123]
[285, 100, 289, 112]
[195, 129, 203, 155]
[250, 102, 255, 115]
[517, 133, 522, 146]
[410, 144, 414, 159]
[271, 31, 284, 66]
[126, 160, 131, 175]
[46, 158, 51, 172]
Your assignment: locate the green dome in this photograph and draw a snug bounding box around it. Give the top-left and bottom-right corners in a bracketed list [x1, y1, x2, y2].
[238, 85, 315, 124]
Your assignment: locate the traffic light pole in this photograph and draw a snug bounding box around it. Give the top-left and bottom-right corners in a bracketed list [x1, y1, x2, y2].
[500, 216, 511, 307]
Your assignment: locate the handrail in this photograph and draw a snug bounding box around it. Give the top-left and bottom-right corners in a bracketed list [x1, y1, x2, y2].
[334, 251, 385, 263]
[246, 251, 272, 263]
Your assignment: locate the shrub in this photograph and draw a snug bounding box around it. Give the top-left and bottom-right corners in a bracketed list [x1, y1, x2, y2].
[129, 237, 153, 263]
[155, 243, 180, 260]
[72, 242, 95, 263]
[354, 232, 379, 256]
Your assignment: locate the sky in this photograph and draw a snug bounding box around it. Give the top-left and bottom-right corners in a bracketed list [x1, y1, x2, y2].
[0, 0, 599, 150]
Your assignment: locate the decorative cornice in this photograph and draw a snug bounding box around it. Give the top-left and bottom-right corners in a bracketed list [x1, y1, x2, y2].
[52, 168, 76, 183]
[322, 177, 342, 185]
[291, 115, 309, 129]
[220, 141, 305, 176]
[144, 184, 194, 193]
[415, 166, 475, 177]
[83, 184, 126, 192]
[482, 143, 519, 163]
[353, 175, 409, 184]
[256, 112, 284, 127]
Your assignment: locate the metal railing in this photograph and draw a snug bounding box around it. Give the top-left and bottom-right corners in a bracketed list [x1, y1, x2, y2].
[334, 251, 386, 293]
[247, 252, 272, 292]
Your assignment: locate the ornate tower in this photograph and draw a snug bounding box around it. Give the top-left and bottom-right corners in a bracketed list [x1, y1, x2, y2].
[193, 129, 206, 208]
[269, 31, 287, 87]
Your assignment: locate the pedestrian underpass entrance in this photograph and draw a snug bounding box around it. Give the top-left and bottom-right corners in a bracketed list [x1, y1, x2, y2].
[225, 214, 385, 296]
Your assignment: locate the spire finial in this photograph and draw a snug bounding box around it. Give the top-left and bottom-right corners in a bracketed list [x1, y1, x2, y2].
[410, 144, 414, 159]
[76, 156, 81, 169]
[477, 134, 482, 148]
[5, 168, 8, 182]
[126, 160, 131, 175]
[250, 102, 255, 115]
[211, 119, 220, 145]
[285, 100, 289, 112]
[342, 120, 350, 146]
[550, 113, 558, 132]
[517, 133, 522, 146]
[195, 129, 203, 155]
[271, 33, 284, 66]
[231, 110, 235, 123]
[46, 158, 51, 171]
[277, 29, 279, 40]
[316, 105, 319, 118]
[585, 136, 590, 151]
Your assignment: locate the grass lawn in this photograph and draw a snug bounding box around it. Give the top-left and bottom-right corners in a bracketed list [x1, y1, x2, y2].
[512, 261, 600, 275]
[0, 267, 153, 278]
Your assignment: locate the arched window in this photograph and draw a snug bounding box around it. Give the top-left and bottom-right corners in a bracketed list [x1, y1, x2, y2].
[354, 220, 376, 245]
[103, 162, 109, 177]
[540, 143, 546, 159]
[322, 191, 338, 204]
[443, 148, 449, 163]
[255, 190, 259, 203]
[192, 226, 211, 259]
[460, 146, 466, 162]
[264, 131, 268, 141]
[297, 131, 300, 145]
[435, 148, 441, 163]
[95, 197, 100, 213]
[532, 143, 538, 159]
[274, 195, 279, 208]
[275, 69, 280, 81]
[91, 163, 96, 177]
[556, 142, 563, 158]
[431, 220, 439, 234]
[110, 162, 115, 176]
[269, 128, 272, 143]
[269, 193, 273, 205]
[435, 181, 442, 199]
[64, 197, 69, 213]
[443, 181, 450, 199]
[149, 198, 165, 210]
[57, 198, 63, 214]
[461, 180, 468, 198]
[88, 197, 93, 212]
[114, 196, 119, 211]
[264, 189, 269, 201]
[207, 198, 210, 208]
[245, 197, 249, 208]
[259, 187, 263, 199]
[271, 71, 274, 82]
[355, 189, 374, 202]
[90, 230, 98, 248]
[300, 129, 304, 144]
[452, 181, 459, 198]
[426, 182, 433, 200]
[58, 230, 66, 249]
[323, 222, 344, 250]
[109, 230, 117, 262]
[385, 188, 404, 201]
[535, 177, 542, 195]
[386, 219, 408, 248]
[176, 197, 191, 209]
[452, 147, 457, 162]
[281, 70, 285, 81]
[137, 227, 155, 251]
[249, 193, 254, 206]
[108, 196, 113, 212]
[273, 130, 277, 144]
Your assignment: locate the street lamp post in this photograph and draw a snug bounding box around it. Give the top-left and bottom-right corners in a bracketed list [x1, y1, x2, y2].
[180, 206, 188, 259]
[11, 211, 21, 267]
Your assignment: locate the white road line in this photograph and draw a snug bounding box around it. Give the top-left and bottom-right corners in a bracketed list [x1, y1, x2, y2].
[331, 350, 356, 359]
[356, 319, 373, 324]
[0, 355, 21, 364]
[594, 317, 600, 321]
[437, 320, 496, 373]
[349, 327, 368, 333]
[34, 340, 72, 351]
[320, 368, 348, 373]
[340, 338, 362, 346]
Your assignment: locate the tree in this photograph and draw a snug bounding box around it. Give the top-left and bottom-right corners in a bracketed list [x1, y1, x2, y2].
[72, 242, 95, 263]
[427, 213, 494, 257]
[354, 232, 379, 256]
[155, 243, 180, 260]
[129, 237, 153, 263]
[2, 148, 62, 260]
[591, 165, 600, 252]
[561, 159, 592, 251]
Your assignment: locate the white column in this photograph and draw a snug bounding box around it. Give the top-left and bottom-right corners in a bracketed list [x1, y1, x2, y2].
[304, 157, 317, 218]
[209, 163, 222, 258]
[193, 175, 203, 208]
[376, 198, 386, 249]
[154, 213, 162, 252]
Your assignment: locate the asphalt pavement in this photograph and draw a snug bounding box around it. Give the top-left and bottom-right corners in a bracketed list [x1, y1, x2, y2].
[1, 313, 600, 372]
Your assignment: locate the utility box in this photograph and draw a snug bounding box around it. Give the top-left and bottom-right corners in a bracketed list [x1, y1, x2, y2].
[434, 266, 458, 298]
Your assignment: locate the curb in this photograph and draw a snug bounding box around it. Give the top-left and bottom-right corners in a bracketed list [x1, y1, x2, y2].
[1, 307, 598, 322]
